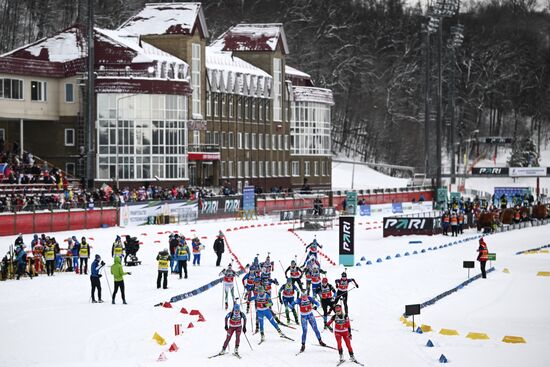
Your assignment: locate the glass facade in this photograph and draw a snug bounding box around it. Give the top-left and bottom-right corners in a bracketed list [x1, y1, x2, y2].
[291, 101, 331, 155]
[96, 93, 188, 181]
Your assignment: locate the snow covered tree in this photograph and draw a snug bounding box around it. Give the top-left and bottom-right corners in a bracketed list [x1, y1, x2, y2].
[508, 139, 540, 167]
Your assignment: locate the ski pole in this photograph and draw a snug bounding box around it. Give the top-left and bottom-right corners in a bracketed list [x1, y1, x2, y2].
[242, 326, 254, 351]
[103, 267, 112, 296]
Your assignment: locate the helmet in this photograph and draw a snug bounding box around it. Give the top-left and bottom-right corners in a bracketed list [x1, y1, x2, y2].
[334, 304, 343, 312]
[164, 248, 168, 252]
[33, 234, 38, 239]
[228, 263, 232, 268]
[115, 235, 121, 241]
[341, 272, 347, 278]
[257, 286, 265, 293]
[233, 304, 240, 311]
[81, 237, 86, 241]
[322, 277, 328, 284]
[95, 254, 101, 260]
[291, 260, 296, 266]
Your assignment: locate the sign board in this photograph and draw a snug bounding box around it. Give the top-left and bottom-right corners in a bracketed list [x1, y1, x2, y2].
[199, 196, 241, 218]
[339, 216, 355, 266]
[509, 167, 546, 177]
[119, 200, 198, 227]
[188, 152, 221, 161]
[472, 167, 509, 176]
[463, 261, 475, 269]
[243, 186, 255, 211]
[383, 217, 440, 237]
[346, 192, 358, 215]
[392, 202, 403, 214]
[359, 204, 371, 216]
[436, 187, 448, 210]
[493, 187, 530, 206]
[405, 304, 421, 316]
[487, 253, 496, 261]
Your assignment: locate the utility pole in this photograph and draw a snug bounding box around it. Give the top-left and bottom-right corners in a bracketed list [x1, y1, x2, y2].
[448, 24, 464, 186]
[86, 0, 95, 189]
[436, 22, 443, 189]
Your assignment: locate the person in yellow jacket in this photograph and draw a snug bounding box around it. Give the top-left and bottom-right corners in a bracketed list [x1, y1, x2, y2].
[79, 237, 91, 275]
[156, 249, 171, 289]
[44, 240, 56, 276]
[111, 256, 131, 304]
[111, 235, 124, 260]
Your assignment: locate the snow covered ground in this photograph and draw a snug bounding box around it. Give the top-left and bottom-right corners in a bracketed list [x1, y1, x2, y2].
[1, 210, 549, 367]
[332, 161, 409, 190]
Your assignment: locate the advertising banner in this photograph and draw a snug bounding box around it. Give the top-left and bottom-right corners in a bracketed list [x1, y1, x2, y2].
[243, 186, 255, 212]
[472, 167, 509, 176]
[391, 202, 403, 214]
[119, 200, 198, 227]
[346, 192, 358, 215]
[339, 216, 355, 266]
[198, 196, 242, 218]
[359, 204, 371, 216]
[436, 187, 448, 210]
[383, 216, 440, 237]
[509, 167, 547, 177]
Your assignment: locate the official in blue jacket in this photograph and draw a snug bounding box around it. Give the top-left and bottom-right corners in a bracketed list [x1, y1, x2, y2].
[90, 254, 105, 303]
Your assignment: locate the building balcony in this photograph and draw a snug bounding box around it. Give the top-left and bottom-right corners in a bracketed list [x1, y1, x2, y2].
[188, 144, 220, 161]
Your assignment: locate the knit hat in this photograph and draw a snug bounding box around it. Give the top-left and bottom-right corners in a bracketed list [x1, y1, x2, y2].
[95, 254, 101, 260]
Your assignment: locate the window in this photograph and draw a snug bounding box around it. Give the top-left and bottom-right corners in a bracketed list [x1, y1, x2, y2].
[273, 58, 282, 121]
[228, 161, 234, 177]
[321, 161, 326, 176]
[278, 135, 282, 151]
[237, 98, 242, 119]
[244, 161, 249, 177]
[221, 161, 226, 178]
[229, 96, 234, 118]
[265, 134, 270, 150]
[259, 101, 263, 122]
[65, 83, 74, 103]
[243, 99, 248, 121]
[259, 160, 264, 177]
[206, 92, 211, 117]
[265, 161, 270, 177]
[284, 135, 289, 150]
[228, 132, 234, 148]
[64, 129, 75, 146]
[251, 99, 256, 121]
[244, 133, 249, 149]
[213, 93, 219, 117]
[191, 43, 201, 117]
[251, 133, 256, 149]
[65, 162, 76, 176]
[0, 78, 23, 100]
[314, 161, 319, 176]
[272, 135, 277, 150]
[251, 161, 256, 177]
[258, 133, 263, 149]
[237, 132, 243, 149]
[221, 132, 226, 148]
[278, 161, 282, 177]
[237, 161, 242, 177]
[31, 80, 47, 101]
[304, 161, 311, 176]
[193, 130, 200, 145]
[0, 128, 4, 142]
[221, 95, 226, 118]
[272, 161, 277, 177]
[292, 161, 299, 177]
[284, 161, 289, 176]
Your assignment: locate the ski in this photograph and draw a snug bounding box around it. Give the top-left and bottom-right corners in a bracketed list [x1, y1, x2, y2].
[350, 358, 364, 366]
[258, 339, 265, 345]
[317, 343, 338, 351]
[208, 352, 225, 359]
[278, 321, 297, 330]
[280, 334, 295, 341]
[295, 350, 305, 356]
[233, 352, 242, 359]
[336, 360, 345, 367]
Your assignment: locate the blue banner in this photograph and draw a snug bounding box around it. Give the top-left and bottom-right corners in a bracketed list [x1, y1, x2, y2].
[243, 186, 255, 211]
[359, 204, 371, 216]
[392, 202, 403, 214]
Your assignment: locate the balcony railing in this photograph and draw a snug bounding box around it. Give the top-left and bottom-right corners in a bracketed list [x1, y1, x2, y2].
[188, 144, 220, 153]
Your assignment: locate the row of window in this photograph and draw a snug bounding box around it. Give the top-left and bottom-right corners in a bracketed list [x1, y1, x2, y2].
[220, 160, 328, 179]
[206, 131, 290, 151]
[0, 78, 75, 102]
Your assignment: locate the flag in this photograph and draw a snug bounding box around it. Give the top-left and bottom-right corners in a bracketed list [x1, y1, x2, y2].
[0, 163, 7, 175]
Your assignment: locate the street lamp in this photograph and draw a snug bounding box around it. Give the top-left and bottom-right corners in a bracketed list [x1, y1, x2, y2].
[447, 24, 464, 186]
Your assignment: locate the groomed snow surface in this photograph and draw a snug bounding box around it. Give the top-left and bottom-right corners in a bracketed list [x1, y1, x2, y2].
[1, 213, 549, 367]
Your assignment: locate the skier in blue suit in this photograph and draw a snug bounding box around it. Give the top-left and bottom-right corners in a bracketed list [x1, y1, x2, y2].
[291, 294, 326, 352]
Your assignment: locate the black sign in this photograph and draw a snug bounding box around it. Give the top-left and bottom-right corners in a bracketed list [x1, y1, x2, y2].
[463, 261, 475, 269]
[405, 304, 421, 316]
[339, 216, 355, 257]
[483, 137, 513, 144]
[471, 167, 509, 176]
[279, 208, 336, 221]
[199, 196, 242, 218]
[383, 217, 441, 237]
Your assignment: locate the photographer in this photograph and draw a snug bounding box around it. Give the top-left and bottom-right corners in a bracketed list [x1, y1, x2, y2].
[90, 254, 105, 303]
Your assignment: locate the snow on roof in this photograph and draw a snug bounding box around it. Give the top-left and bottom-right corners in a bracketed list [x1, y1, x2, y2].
[2, 26, 85, 62]
[118, 2, 208, 38]
[206, 47, 272, 98]
[211, 23, 289, 54]
[285, 65, 310, 79]
[293, 86, 334, 105]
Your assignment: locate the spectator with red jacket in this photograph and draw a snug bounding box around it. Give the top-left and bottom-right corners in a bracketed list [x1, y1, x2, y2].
[477, 237, 489, 278]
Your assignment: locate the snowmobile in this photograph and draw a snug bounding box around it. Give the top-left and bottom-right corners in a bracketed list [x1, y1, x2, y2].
[124, 235, 142, 266]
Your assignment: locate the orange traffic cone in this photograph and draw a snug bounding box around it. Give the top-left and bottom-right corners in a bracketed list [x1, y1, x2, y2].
[169, 343, 179, 352]
[162, 302, 172, 308]
[187, 322, 194, 328]
[180, 307, 188, 314]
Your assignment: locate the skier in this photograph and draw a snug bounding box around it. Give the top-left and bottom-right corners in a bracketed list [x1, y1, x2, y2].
[15, 245, 32, 280]
[90, 254, 105, 303]
[242, 268, 259, 312]
[156, 248, 170, 289]
[176, 239, 190, 279]
[260, 255, 274, 279]
[305, 237, 323, 261]
[477, 237, 489, 279]
[278, 278, 300, 324]
[219, 303, 247, 357]
[326, 304, 360, 365]
[79, 237, 90, 275]
[30, 234, 40, 249]
[192, 237, 203, 266]
[310, 266, 326, 298]
[169, 234, 179, 273]
[111, 235, 124, 260]
[219, 263, 239, 309]
[317, 277, 336, 327]
[213, 231, 225, 267]
[71, 236, 80, 274]
[32, 241, 44, 275]
[303, 258, 322, 295]
[284, 260, 304, 291]
[335, 272, 359, 315]
[249, 286, 287, 342]
[291, 293, 326, 352]
[111, 256, 131, 304]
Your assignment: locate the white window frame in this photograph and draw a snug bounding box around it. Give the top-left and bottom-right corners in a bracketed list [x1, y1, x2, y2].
[221, 161, 226, 178]
[193, 130, 200, 145]
[284, 161, 289, 176]
[191, 43, 202, 118]
[272, 135, 277, 150]
[228, 161, 234, 177]
[259, 160, 264, 177]
[265, 134, 270, 150]
[314, 161, 319, 176]
[221, 94, 226, 118]
[272, 161, 277, 177]
[206, 91, 211, 117]
[228, 132, 234, 148]
[278, 161, 282, 177]
[251, 161, 256, 177]
[304, 161, 311, 177]
[229, 95, 234, 118]
[237, 161, 243, 178]
[0, 78, 24, 100]
[265, 161, 270, 177]
[285, 135, 289, 150]
[321, 161, 326, 176]
[65, 162, 76, 176]
[244, 133, 249, 149]
[244, 161, 249, 177]
[213, 93, 219, 117]
[31, 80, 47, 102]
[292, 161, 299, 177]
[251, 133, 256, 149]
[237, 132, 243, 149]
[64, 128, 75, 146]
[0, 128, 5, 142]
[273, 58, 282, 121]
[258, 133, 263, 149]
[65, 83, 74, 103]
[221, 132, 226, 148]
[278, 135, 282, 151]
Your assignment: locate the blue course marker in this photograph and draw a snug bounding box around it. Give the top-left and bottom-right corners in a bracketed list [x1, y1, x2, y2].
[413, 251, 418, 255]
[409, 240, 423, 244]
[439, 354, 448, 363]
[366, 260, 372, 265]
[395, 253, 401, 258]
[421, 249, 426, 253]
[428, 247, 432, 251]
[360, 256, 366, 261]
[386, 255, 392, 260]
[404, 252, 410, 256]
[356, 262, 361, 266]
[376, 258, 383, 263]
[426, 340, 434, 347]
[416, 327, 423, 334]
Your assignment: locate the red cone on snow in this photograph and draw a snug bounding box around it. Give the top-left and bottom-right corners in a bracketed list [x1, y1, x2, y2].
[180, 307, 188, 314]
[201, 236, 207, 239]
[154, 240, 161, 243]
[226, 228, 231, 232]
[157, 232, 164, 234]
[187, 322, 194, 328]
[163, 302, 172, 308]
[89, 237, 95, 240]
[141, 233, 148, 236]
[169, 343, 179, 352]
[139, 242, 144, 245]
[157, 352, 167, 362]
[197, 315, 206, 322]
[173, 230, 179, 233]
[189, 309, 200, 316]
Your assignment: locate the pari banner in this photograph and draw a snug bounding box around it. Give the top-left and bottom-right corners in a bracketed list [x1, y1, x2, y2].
[339, 216, 355, 266]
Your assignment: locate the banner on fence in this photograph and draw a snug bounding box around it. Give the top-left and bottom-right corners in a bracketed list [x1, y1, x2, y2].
[339, 216, 355, 266]
[119, 200, 198, 227]
[243, 186, 255, 211]
[346, 192, 358, 215]
[383, 216, 440, 237]
[392, 202, 403, 214]
[199, 196, 242, 218]
[359, 204, 371, 216]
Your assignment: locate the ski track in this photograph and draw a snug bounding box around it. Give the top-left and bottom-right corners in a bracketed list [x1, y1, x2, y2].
[1, 216, 549, 366]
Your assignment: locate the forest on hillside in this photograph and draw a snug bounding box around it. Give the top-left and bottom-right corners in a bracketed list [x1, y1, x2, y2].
[1, 0, 549, 171]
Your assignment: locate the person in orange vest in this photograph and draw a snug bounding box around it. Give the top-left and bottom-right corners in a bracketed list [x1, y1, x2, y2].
[514, 207, 521, 224]
[477, 237, 489, 279]
[450, 213, 458, 237]
[441, 212, 450, 236]
[458, 211, 465, 234]
[32, 242, 44, 275]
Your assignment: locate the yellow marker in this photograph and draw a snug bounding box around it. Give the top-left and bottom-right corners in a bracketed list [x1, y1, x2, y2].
[537, 272, 550, 277]
[503, 268, 510, 273]
[439, 328, 459, 336]
[466, 332, 490, 340]
[502, 335, 526, 344]
[421, 324, 432, 332]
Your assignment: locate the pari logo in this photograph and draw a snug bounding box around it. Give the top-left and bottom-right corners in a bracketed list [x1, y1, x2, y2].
[479, 168, 502, 175]
[384, 218, 427, 230]
[342, 220, 352, 252]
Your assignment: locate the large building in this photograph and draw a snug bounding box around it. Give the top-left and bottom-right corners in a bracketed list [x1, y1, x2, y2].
[0, 2, 333, 192]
